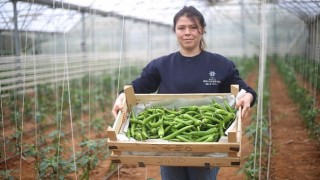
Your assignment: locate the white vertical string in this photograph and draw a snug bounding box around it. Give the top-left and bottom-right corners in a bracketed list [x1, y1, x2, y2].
[51, 1, 64, 177]
[169, 25, 174, 52]
[116, 15, 125, 94]
[312, 15, 318, 109]
[254, 0, 267, 179]
[145, 19, 154, 179]
[57, 56, 67, 178]
[0, 87, 8, 176]
[63, 30, 78, 180]
[31, 29, 39, 177]
[88, 8, 96, 140]
[114, 14, 125, 180]
[18, 23, 29, 180]
[61, 2, 78, 179]
[147, 20, 152, 62]
[117, 164, 120, 179]
[31, 31, 39, 151]
[87, 9, 92, 140]
[145, 166, 149, 180]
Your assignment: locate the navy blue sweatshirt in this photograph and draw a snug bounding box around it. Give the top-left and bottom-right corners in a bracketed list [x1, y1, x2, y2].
[131, 51, 256, 106]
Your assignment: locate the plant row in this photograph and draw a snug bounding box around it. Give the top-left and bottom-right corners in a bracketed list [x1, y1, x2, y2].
[275, 55, 320, 142]
[0, 66, 142, 179]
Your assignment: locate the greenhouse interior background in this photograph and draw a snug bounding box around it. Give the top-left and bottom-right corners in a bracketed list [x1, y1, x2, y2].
[0, 0, 319, 179]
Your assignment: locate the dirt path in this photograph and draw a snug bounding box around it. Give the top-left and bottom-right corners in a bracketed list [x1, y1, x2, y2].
[269, 63, 320, 180]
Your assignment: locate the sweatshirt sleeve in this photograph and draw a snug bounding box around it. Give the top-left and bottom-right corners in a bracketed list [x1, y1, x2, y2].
[131, 59, 161, 94]
[224, 60, 257, 107]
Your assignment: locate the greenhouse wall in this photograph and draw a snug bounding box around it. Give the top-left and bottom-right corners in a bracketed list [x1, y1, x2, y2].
[33, 15, 177, 65]
[0, 4, 313, 60]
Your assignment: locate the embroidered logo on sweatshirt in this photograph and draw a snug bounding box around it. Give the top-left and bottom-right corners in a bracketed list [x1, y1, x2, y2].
[203, 71, 221, 85]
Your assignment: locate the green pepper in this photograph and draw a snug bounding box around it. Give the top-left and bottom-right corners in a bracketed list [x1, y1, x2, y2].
[164, 125, 173, 134]
[162, 125, 194, 140]
[141, 125, 149, 139]
[130, 123, 136, 137]
[182, 114, 201, 126]
[130, 118, 143, 124]
[134, 132, 143, 141]
[176, 135, 192, 142]
[203, 134, 215, 142]
[203, 115, 221, 124]
[212, 100, 226, 110]
[215, 109, 232, 116]
[142, 113, 162, 125]
[150, 127, 159, 135]
[219, 121, 225, 137]
[158, 124, 165, 138]
[195, 134, 212, 142]
[164, 108, 179, 115]
[149, 116, 164, 127]
[224, 100, 236, 113]
[187, 127, 218, 136]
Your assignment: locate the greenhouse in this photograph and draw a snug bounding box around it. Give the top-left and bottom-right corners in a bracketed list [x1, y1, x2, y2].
[0, 0, 319, 179]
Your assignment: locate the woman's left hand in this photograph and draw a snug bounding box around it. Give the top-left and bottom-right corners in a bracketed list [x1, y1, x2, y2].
[235, 93, 253, 119]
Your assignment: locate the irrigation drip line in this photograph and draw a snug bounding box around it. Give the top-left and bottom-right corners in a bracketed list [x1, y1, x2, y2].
[103, 164, 124, 180]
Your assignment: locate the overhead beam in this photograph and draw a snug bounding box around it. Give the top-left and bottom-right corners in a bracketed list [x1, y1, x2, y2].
[206, 0, 233, 6]
[16, 0, 170, 27]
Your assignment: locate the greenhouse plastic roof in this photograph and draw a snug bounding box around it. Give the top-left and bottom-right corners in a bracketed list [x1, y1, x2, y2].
[0, 0, 319, 33]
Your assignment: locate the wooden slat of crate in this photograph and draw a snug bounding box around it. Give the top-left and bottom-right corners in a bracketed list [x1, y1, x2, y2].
[110, 155, 240, 167]
[106, 96, 128, 141]
[133, 84, 239, 103]
[135, 93, 231, 103]
[107, 141, 240, 153]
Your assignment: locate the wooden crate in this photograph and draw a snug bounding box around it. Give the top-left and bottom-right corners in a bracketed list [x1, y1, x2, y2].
[107, 85, 242, 167]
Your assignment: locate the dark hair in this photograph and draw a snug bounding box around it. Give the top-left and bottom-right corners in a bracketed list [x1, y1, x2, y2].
[173, 6, 207, 50]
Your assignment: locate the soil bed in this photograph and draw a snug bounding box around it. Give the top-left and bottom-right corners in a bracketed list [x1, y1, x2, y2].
[269, 63, 320, 179]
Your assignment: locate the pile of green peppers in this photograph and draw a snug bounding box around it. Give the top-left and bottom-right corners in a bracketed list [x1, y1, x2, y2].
[126, 100, 236, 142]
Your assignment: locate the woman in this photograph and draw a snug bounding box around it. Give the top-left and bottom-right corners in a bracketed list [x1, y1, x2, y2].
[112, 6, 256, 180]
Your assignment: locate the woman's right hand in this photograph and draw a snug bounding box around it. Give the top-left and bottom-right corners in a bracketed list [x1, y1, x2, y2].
[111, 93, 125, 117]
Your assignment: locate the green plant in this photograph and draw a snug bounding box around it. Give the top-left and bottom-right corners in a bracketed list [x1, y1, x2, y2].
[240, 55, 269, 179]
[0, 65, 140, 179]
[77, 138, 109, 180]
[275, 56, 320, 142]
[0, 169, 15, 180]
[91, 117, 106, 133]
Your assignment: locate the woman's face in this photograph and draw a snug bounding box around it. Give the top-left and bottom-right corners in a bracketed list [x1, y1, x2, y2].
[175, 16, 203, 53]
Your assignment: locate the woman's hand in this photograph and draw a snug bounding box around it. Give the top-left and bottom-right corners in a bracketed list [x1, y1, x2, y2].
[111, 93, 125, 117]
[235, 92, 253, 119]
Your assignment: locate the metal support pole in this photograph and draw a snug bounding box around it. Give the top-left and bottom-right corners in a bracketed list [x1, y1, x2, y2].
[81, 10, 87, 53]
[273, 4, 277, 56]
[240, 0, 246, 57]
[12, 0, 23, 87]
[12, 0, 21, 56]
